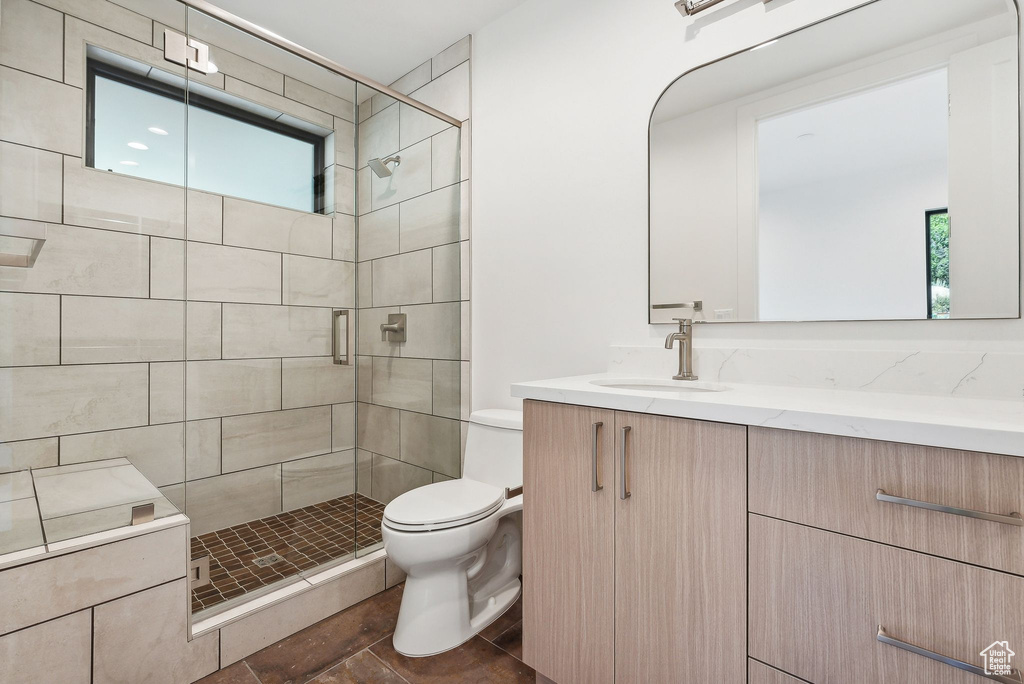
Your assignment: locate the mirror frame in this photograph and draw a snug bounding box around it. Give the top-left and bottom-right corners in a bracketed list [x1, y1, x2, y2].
[647, 0, 1022, 324]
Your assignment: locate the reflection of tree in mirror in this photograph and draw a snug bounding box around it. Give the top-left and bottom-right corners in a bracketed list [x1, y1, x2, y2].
[928, 210, 950, 319]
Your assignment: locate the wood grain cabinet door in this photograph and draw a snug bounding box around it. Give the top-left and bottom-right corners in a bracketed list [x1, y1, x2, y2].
[613, 412, 747, 684]
[523, 400, 616, 684]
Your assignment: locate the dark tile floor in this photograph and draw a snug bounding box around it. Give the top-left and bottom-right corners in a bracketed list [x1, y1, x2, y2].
[191, 494, 388, 613]
[197, 585, 533, 684]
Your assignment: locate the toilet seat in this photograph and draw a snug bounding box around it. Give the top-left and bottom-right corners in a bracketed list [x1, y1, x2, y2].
[383, 479, 505, 532]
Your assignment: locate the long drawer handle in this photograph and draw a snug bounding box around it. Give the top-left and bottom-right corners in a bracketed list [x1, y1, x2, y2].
[876, 489, 1024, 527]
[591, 422, 604, 492]
[619, 426, 631, 500]
[877, 625, 1023, 683]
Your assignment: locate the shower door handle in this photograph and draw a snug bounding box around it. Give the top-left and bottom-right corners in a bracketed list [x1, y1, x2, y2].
[333, 310, 350, 366]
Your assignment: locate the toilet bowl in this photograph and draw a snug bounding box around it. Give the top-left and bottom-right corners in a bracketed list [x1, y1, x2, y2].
[381, 409, 524, 657]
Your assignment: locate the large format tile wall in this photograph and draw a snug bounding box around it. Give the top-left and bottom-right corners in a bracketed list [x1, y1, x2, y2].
[0, 0, 357, 537]
[355, 38, 472, 503]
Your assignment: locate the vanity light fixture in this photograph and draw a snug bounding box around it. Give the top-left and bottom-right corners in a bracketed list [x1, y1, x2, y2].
[127, 141, 149, 150]
[676, 0, 774, 17]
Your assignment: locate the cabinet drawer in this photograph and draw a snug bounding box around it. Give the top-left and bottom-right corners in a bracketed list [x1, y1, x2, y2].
[749, 427, 1024, 574]
[749, 660, 808, 684]
[750, 515, 1024, 684]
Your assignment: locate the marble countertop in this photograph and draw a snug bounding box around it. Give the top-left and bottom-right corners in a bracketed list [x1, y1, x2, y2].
[511, 374, 1024, 457]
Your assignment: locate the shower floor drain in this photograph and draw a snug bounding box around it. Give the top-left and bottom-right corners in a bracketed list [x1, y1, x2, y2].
[252, 553, 285, 568]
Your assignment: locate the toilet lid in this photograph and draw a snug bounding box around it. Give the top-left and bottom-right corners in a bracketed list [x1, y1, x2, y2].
[383, 479, 504, 530]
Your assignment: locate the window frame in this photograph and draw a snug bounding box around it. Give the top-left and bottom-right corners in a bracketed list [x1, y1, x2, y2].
[85, 59, 326, 214]
[925, 207, 950, 320]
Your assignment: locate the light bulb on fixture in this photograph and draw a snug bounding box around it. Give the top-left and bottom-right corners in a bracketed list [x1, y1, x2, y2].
[128, 141, 148, 150]
[148, 127, 169, 136]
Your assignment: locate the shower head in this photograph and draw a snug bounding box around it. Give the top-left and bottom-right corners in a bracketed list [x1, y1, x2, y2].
[368, 155, 401, 178]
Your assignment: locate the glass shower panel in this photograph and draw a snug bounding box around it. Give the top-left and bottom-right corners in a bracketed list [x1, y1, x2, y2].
[0, 0, 188, 555]
[353, 83, 463, 557]
[183, 8, 359, 616]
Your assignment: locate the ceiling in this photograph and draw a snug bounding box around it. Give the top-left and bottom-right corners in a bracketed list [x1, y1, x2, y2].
[202, 0, 526, 86]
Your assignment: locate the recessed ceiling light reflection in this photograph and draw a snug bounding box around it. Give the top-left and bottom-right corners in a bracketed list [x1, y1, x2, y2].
[127, 141, 148, 150]
[752, 39, 779, 51]
[207, 62, 219, 74]
[148, 127, 169, 135]
[119, 160, 139, 166]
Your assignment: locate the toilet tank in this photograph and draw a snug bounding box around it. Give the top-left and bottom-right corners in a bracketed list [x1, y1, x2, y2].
[463, 409, 523, 490]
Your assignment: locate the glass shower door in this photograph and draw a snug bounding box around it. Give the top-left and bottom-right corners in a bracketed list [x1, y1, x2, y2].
[181, 8, 359, 615]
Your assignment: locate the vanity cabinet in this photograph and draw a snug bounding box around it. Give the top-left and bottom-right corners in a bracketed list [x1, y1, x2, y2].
[522, 400, 746, 684]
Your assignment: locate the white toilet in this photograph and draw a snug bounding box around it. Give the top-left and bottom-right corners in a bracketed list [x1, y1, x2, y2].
[381, 409, 524, 657]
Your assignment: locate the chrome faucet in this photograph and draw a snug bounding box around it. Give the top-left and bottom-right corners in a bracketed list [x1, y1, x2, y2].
[665, 318, 698, 381]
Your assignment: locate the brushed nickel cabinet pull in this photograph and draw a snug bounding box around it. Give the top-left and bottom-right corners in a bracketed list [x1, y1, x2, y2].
[591, 422, 604, 492]
[877, 625, 1022, 683]
[876, 489, 1024, 527]
[619, 426, 632, 500]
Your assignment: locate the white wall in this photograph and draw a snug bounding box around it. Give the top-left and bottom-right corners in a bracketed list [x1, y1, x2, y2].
[471, 0, 1024, 410]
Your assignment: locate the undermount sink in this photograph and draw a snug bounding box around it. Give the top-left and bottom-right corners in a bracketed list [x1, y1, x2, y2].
[589, 378, 728, 393]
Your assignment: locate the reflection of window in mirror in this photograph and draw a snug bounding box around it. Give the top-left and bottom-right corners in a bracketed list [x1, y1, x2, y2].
[927, 209, 950, 319]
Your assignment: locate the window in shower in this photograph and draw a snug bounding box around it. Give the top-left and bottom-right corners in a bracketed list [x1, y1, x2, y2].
[87, 58, 326, 213]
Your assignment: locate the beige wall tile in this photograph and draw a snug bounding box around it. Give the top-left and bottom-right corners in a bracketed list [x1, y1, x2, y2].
[333, 213, 355, 261]
[357, 403, 399, 459]
[358, 205, 399, 261]
[357, 103, 399, 170]
[356, 356, 372, 403]
[461, 360, 471, 421]
[399, 103, 448, 150]
[398, 184, 460, 252]
[332, 403, 355, 451]
[333, 165, 355, 216]
[221, 558, 384, 664]
[158, 482, 184, 512]
[0, 293, 59, 366]
[0, 610, 90, 684]
[208, 45, 283, 94]
[357, 166, 371, 216]
[0, 0, 63, 80]
[371, 357, 432, 413]
[222, 304, 331, 359]
[430, 126, 461, 190]
[39, 0, 152, 43]
[60, 423, 185, 487]
[371, 250, 431, 307]
[410, 61, 470, 122]
[370, 453, 430, 504]
[61, 296, 184, 364]
[284, 77, 355, 121]
[63, 16, 187, 90]
[369, 137, 430, 210]
[461, 240, 470, 301]
[432, 243, 460, 303]
[187, 242, 282, 305]
[461, 301, 470, 361]
[93, 578, 218, 684]
[223, 197, 332, 258]
[355, 307, 400, 357]
[432, 36, 470, 80]
[459, 180, 470, 241]
[0, 364, 148, 442]
[391, 61, 432, 96]
[222, 406, 331, 473]
[64, 163, 185, 238]
[283, 255, 353, 308]
[400, 411, 461, 477]
[0, 142, 61, 222]
[282, 357, 355, 409]
[186, 359, 281, 420]
[460, 121, 471, 182]
[187, 418, 221, 481]
[400, 302, 460, 360]
[333, 118, 356, 168]
[225, 76, 332, 129]
[432, 360, 461, 420]
[0, 221, 149, 297]
[357, 449, 372, 496]
[370, 91, 396, 117]
[186, 466, 281, 536]
[282, 450, 356, 510]
[0, 67, 82, 156]
[187, 190, 223, 244]
[0, 524, 186, 634]
[186, 302, 221, 361]
[150, 361, 184, 424]
[357, 262, 372, 308]
[151, 236, 187, 299]
[0, 438, 58, 474]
